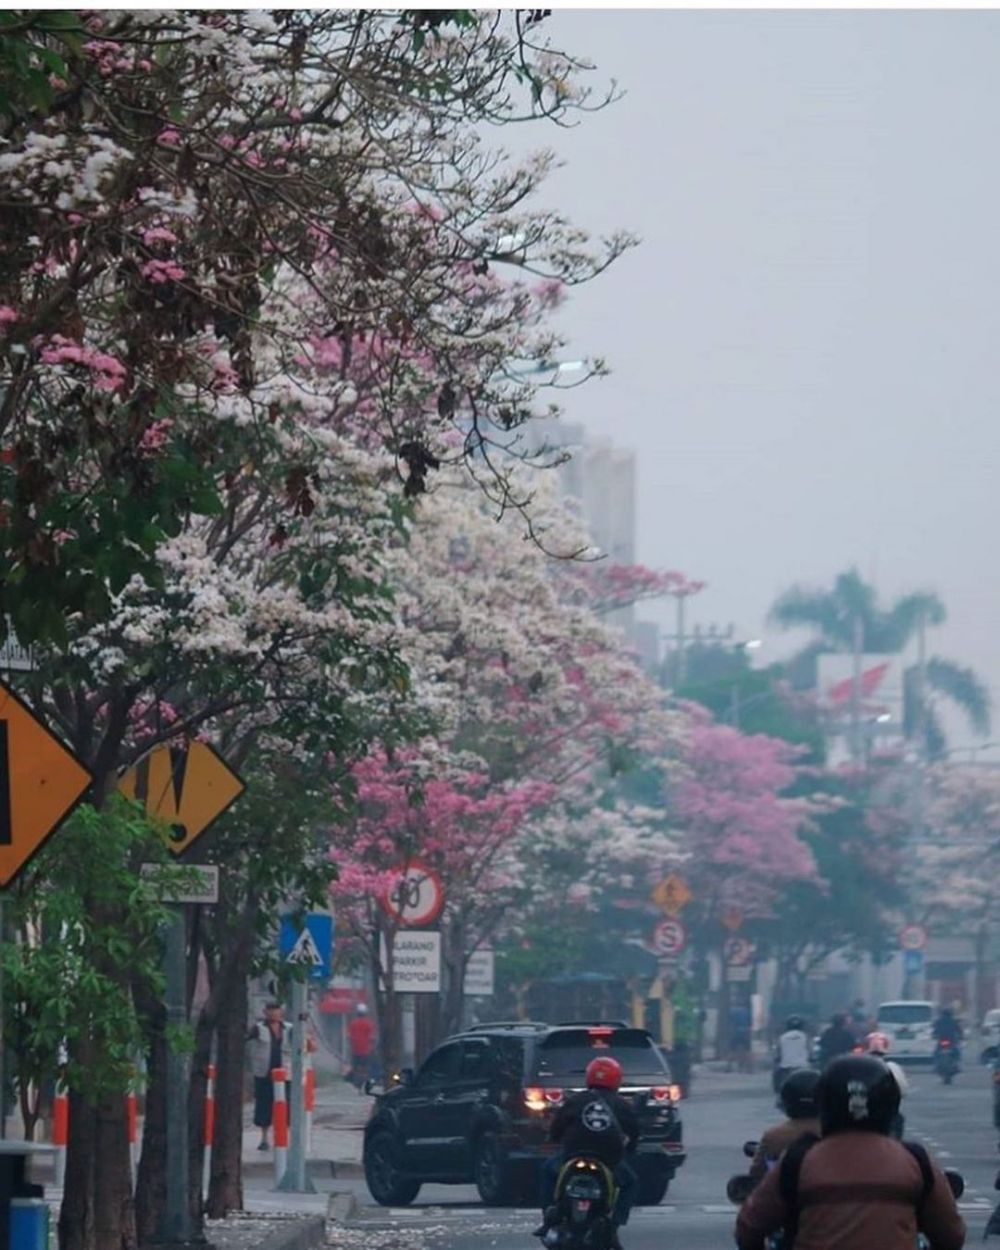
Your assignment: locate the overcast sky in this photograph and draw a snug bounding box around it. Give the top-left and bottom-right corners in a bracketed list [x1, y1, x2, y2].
[506, 9, 1000, 754]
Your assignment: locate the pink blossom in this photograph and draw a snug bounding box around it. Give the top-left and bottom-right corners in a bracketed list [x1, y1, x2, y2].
[142, 226, 179, 247]
[141, 259, 186, 284]
[0, 306, 18, 328]
[39, 335, 127, 393]
[156, 128, 182, 149]
[138, 418, 173, 457]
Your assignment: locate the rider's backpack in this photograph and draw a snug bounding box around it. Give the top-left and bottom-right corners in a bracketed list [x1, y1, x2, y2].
[570, 1093, 628, 1158]
[778, 1134, 934, 1248]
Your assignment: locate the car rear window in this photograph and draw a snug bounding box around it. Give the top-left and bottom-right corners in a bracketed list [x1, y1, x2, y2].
[878, 1004, 933, 1025]
[534, 1028, 669, 1078]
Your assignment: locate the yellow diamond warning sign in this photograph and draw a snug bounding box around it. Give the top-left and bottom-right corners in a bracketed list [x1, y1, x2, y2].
[119, 741, 244, 856]
[652, 873, 692, 916]
[0, 679, 92, 888]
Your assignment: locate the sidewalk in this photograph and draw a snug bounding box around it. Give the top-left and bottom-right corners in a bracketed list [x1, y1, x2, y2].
[242, 1075, 370, 1189]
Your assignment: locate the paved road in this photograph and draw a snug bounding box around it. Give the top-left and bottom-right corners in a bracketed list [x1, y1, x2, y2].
[321, 1063, 1000, 1249]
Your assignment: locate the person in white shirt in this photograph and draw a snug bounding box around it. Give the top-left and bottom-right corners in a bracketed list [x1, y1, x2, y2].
[773, 1016, 811, 1092]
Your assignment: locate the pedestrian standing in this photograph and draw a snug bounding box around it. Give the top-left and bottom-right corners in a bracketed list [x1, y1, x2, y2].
[729, 1000, 753, 1072]
[346, 1003, 376, 1090]
[247, 1002, 292, 1150]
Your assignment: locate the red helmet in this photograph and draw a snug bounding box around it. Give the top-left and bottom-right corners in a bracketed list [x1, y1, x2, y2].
[585, 1056, 623, 1091]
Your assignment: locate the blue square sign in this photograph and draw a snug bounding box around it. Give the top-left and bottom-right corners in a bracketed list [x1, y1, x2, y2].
[279, 913, 333, 981]
[904, 949, 924, 976]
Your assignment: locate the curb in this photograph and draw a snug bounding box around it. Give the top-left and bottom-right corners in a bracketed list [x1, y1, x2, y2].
[242, 1159, 363, 1180]
[256, 1216, 327, 1250]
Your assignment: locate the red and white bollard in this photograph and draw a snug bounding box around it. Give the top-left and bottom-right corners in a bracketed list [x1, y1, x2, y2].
[202, 1063, 216, 1198]
[271, 1067, 288, 1187]
[126, 1086, 138, 1185]
[52, 1080, 68, 1189]
[304, 1051, 315, 1157]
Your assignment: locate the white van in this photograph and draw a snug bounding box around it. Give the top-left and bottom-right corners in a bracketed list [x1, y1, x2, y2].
[876, 1000, 936, 1062]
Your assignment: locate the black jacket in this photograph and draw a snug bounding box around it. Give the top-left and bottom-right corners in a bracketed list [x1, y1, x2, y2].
[818, 1024, 856, 1065]
[549, 1089, 639, 1167]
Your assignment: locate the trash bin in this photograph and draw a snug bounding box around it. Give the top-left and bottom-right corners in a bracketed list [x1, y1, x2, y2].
[9, 1200, 47, 1250]
[0, 1142, 54, 1250]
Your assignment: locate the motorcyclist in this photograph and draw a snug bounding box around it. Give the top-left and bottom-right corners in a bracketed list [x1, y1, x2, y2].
[535, 1056, 640, 1249]
[735, 1053, 965, 1250]
[818, 1013, 857, 1067]
[772, 1015, 811, 1092]
[749, 1068, 821, 1182]
[934, 1006, 964, 1063]
[865, 1032, 908, 1139]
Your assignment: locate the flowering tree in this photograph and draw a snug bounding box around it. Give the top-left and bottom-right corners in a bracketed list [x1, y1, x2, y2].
[0, 10, 633, 1248]
[328, 474, 687, 1056]
[0, 8, 631, 650]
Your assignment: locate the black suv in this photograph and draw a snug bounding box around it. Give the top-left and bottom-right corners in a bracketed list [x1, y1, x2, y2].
[363, 1021, 685, 1208]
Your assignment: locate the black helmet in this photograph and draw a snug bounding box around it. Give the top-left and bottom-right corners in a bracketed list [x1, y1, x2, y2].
[786, 1015, 805, 1031]
[780, 1068, 820, 1119]
[817, 1054, 900, 1135]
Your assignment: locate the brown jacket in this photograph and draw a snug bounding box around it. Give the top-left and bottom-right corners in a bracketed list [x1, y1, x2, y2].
[749, 1117, 821, 1182]
[735, 1131, 965, 1250]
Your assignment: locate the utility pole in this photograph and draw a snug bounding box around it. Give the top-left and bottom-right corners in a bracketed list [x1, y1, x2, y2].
[850, 615, 864, 765]
[660, 581, 706, 688]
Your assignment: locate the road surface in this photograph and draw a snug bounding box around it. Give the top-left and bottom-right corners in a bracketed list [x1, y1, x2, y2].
[318, 1063, 1000, 1249]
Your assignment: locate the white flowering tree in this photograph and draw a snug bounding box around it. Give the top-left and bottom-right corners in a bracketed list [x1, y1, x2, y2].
[329, 474, 687, 1057]
[0, 10, 632, 1247]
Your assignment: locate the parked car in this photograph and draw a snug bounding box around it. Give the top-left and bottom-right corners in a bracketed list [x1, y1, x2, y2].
[875, 1000, 936, 1063]
[982, 1008, 1000, 1048]
[362, 1020, 686, 1208]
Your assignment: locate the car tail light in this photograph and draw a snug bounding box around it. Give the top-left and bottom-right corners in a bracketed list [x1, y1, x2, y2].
[940, 1039, 952, 1049]
[524, 1087, 548, 1112]
[649, 1084, 683, 1103]
[544, 1088, 564, 1107]
[588, 1027, 615, 1039]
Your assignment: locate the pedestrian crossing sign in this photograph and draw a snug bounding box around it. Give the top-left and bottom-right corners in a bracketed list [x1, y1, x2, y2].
[279, 913, 333, 980]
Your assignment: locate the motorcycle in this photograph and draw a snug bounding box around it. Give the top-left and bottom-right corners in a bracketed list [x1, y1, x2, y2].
[934, 1038, 960, 1084]
[726, 1142, 783, 1250]
[538, 1156, 619, 1250]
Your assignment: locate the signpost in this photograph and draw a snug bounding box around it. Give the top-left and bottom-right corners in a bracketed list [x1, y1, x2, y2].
[380, 930, 442, 992]
[278, 914, 333, 1197]
[119, 740, 245, 854]
[124, 743, 245, 1247]
[899, 924, 927, 951]
[0, 679, 93, 1141]
[279, 914, 333, 982]
[652, 918, 687, 958]
[725, 936, 755, 982]
[904, 949, 925, 976]
[140, 863, 219, 905]
[0, 626, 34, 673]
[463, 948, 495, 997]
[381, 860, 445, 928]
[651, 873, 692, 916]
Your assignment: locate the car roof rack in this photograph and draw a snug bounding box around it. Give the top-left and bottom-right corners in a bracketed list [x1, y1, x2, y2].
[553, 1020, 631, 1029]
[465, 1021, 550, 1033]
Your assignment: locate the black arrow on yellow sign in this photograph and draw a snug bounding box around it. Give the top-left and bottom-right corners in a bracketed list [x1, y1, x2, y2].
[119, 740, 245, 855]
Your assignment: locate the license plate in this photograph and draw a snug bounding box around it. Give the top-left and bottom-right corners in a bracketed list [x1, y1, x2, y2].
[897, 1028, 912, 1039]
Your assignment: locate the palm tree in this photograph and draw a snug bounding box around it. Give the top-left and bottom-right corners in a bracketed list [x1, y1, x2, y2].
[769, 568, 990, 756]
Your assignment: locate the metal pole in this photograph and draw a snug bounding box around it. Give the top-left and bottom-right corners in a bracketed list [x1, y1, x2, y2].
[158, 904, 195, 1244]
[851, 615, 863, 765]
[676, 595, 687, 687]
[278, 979, 313, 1192]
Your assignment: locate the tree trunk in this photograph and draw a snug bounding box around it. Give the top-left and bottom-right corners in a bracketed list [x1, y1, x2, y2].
[59, 1086, 136, 1250]
[207, 972, 247, 1218]
[133, 998, 166, 1246]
